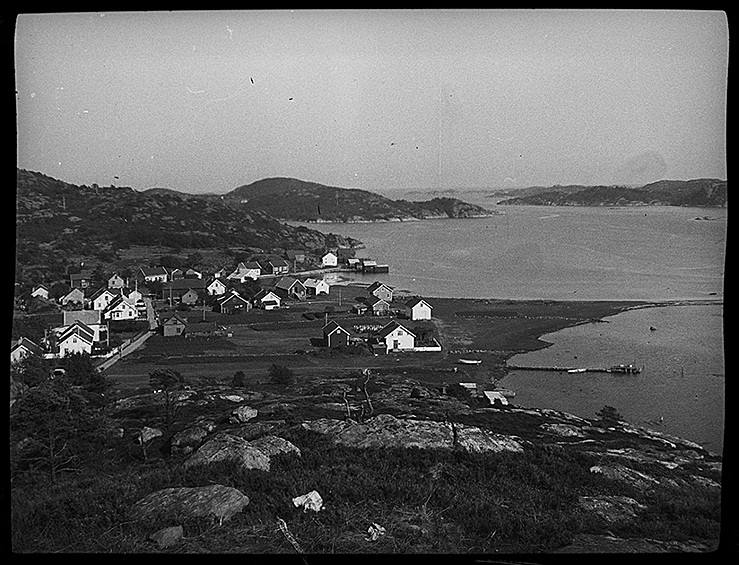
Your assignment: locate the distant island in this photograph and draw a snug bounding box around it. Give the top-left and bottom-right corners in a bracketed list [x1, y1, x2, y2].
[495, 179, 727, 208]
[213, 177, 498, 222]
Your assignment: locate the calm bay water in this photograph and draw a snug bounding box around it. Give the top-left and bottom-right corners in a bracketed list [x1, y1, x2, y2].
[297, 202, 726, 451]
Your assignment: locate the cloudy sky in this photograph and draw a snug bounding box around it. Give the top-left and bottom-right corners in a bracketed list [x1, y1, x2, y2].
[15, 10, 728, 194]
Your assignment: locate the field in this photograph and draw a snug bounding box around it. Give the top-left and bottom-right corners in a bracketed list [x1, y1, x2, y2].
[103, 284, 643, 395]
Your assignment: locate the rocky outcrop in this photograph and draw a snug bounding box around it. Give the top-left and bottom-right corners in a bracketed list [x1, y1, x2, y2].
[171, 419, 217, 456]
[577, 495, 646, 524]
[301, 414, 524, 453]
[228, 405, 258, 424]
[183, 433, 301, 472]
[130, 484, 249, 526]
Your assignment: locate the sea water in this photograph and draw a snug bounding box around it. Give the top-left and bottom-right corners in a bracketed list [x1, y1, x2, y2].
[297, 202, 726, 451]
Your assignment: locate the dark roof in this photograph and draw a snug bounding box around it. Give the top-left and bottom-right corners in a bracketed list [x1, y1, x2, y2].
[367, 295, 390, 308]
[163, 313, 188, 326]
[275, 277, 304, 291]
[12, 337, 43, 356]
[59, 321, 95, 343]
[140, 266, 168, 276]
[367, 281, 393, 294]
[323, 320, 350, 336]
[405, 298, 432, 309]
[376, 321, 415, 339]
[219, 291, 250, 304]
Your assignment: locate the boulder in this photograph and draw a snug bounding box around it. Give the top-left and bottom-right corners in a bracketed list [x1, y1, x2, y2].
[230, 420, 287, 441]
[577, 495, 646, 524]
[130, 484, 249, 526]
[301, 414, 524, 453]
[249, 435, 301, 459]
[184, 434, 271, 472]
[138, 426, 163, 444]
[171, 419, 217, 456]
[229, 405, 258, 424]
[149, 525, 183, 548]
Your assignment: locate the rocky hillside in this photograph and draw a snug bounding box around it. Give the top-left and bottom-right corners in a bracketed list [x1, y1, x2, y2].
[497, 179, 727, 207]
[10, 372, 724, 553]
[221, 177, 497, 222]
[15, 169, 361, 270]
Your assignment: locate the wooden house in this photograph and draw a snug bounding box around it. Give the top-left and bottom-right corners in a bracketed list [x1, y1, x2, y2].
[304, 278, 330, 296]
[405, 298, 433, 320]
[321, 251, 338, 268]
[103, 295, 139, 321]
[375, 321, 415, 354]
[285, 250, 307, 264]
[367, 281, 394, 302]
[140, 266, 169, 284]
[31, 285, 50, 300]
[11, 337, 44, 364]
[185, 268, 203, 279]
[180, 288, 201, 306]
[60, 287, 85, 307]
[62, 310, 105, 342]
[107, 273, 125, 289]
[336, 247, 356, 264]
[227, 261, 261, 282]
[253, 289, 281, 310]
[69, 271, 94, 289]
[169, 268, 185, 280]
[274, 277, 306, 300]
[206, 278, 228, 296]
[217, 291, 253, 314]
[323, 320, 350, 348]
[162, 313, 187, 337]
[57, 321, 95, 356]
[90, 287, 118, 311]
[268, 258, 291, 276]
[367, 295, 392, 316]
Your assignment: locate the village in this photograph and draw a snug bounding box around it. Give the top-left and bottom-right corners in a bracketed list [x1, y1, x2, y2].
[11, 246, 441, 374]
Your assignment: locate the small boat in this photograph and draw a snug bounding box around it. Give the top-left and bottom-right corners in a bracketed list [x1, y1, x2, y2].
[567, 368, 587, 373]
[609, 364, 641, 374]
[458, 359, 482, 365]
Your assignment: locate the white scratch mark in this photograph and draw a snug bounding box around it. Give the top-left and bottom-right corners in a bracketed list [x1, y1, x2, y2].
[226, 26, 233, 40]
[187, 86, 206, 95]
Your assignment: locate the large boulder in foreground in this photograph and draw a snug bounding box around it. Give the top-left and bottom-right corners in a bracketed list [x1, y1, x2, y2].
[130, 484, 249, 525]
[301, 414, 524, 453]
[183, 433, 301, 472]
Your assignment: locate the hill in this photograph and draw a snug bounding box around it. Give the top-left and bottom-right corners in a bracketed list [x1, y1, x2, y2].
[496, 179, 727, 207]
[15, 169, 360, 274]
[221, 177, 497, 222]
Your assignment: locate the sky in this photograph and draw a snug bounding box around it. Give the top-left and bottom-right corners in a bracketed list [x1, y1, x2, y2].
[15, 10, 728, 194]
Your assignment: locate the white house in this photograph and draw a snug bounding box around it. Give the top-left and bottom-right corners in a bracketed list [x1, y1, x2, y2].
[228, 261, 261, 282]
[31, 285, 50, 300]
[60, 287, 85, 307]
[253, 289, 281, 310]
[103, 295, 139, 321]
[91, 288, 118, 311]
[206, 278, 228, 296]
[57, 321, 95, 356]
[321, 252, 338, 268]
[107, 273, 125, 289]
[11, 337, 44, 364]
[140, 266, 169, 283]
[304, 278, 330, 296]
[405, 298, 433, 320]
[376, 321, 415, 353]
[60, 310, 106, 342]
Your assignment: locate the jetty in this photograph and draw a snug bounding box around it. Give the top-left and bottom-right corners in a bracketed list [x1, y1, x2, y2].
[507, 364, 641, 374]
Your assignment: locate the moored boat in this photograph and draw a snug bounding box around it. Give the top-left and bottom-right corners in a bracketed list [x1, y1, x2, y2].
[567, 368, 587, 373]
[609, 364, 641, 374]
[458, 359, 482, 365]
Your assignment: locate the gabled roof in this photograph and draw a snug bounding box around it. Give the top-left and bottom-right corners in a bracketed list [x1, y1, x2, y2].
[219, 291, 250, 304]
[58, 321, 95, 344]
[163, 312, 188, 326]
[62, 287, 85, 300]
[322, 251, 337, 258]
[269, 258, 290, 267]
[90, 286, 116, 300]
[140, 266, 168, 277]
[33, 284, 49, 292]
[275, 277, 305, 291]
[254, 289, 281, 301]
[70, 271, 93, 281]
[64, 309, 102, 326]
[207, 277, 227, 287]
[367, 295, 391, 308]
[104, 294, 138, 312]
[323, 320, 350, 336]
[12, 337, 43, 356]
[303, 278, 329, 288]
[376, 320, 415, 339]
[405, 298, 432, 309]
[367, 281, 393, 294]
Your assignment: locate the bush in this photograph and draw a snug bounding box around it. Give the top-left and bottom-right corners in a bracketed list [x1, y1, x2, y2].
[268, 364, 295, 386]
[595, 405, 624, 426]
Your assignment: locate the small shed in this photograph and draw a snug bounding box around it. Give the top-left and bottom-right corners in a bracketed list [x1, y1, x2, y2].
[323, 320, 351, 348]
[162, 313, 187, 337]
[405, 298, 433, 320]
